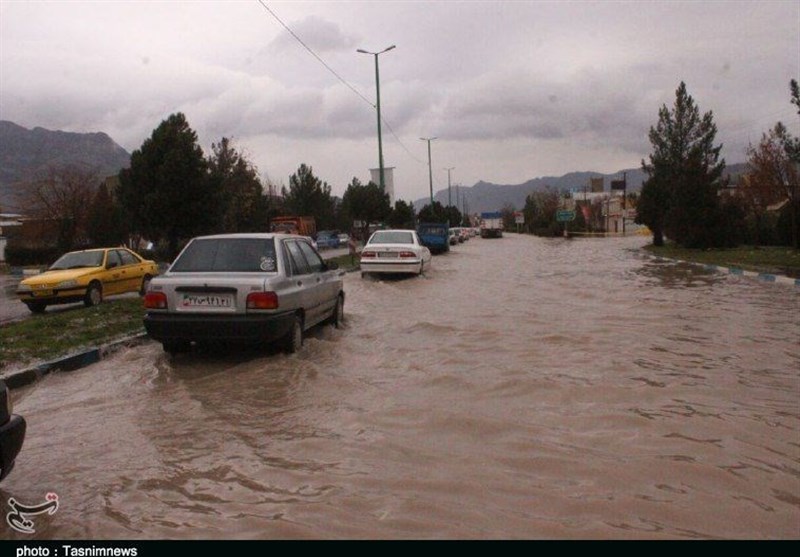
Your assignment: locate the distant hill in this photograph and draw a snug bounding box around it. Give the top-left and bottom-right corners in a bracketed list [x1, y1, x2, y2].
[0, 121, 130, 210]
[413, 163, 749, 214]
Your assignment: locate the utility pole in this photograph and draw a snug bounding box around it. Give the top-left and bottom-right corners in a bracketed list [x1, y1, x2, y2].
[357, 45, 395, 193]
[622, 171, 627, 236]
[445, 167, 454, 208]
[420, 137, 437, 209]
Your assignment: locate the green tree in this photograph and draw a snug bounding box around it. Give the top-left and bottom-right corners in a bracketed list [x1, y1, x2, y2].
[118, 113, 216, 258]
[523, 187, 561, 236]
[281, 164, 336, 230]
[417, 201, 447, 223]
[637, 82, 727, 248]
[340, 178, 391, 238]
[86, 183, 127, 247]
[444, 205, 462, 227]
[386, 199, 416, 229]
[208, 137, 266, 233]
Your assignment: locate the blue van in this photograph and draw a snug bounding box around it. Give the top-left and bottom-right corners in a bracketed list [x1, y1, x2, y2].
[416, 223, 450, 254]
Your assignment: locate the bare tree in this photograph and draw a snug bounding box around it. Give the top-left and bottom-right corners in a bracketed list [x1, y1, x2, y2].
[745, 125, 799, 246]
[24, 165, 98, 250]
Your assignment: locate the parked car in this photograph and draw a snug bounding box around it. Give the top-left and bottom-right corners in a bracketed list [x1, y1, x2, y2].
[143, 234, 344, 354]
[448, 229, 459, 245]
[360, 230, 432, 278]
[316, 230, 341, 250]
[338, 233, 350, 244]
[16, 247, 159, 314]
[416, 222, 450, 254]
[0, 380, 26, 482]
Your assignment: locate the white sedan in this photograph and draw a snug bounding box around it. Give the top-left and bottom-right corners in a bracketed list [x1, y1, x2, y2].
[360, 230, 432, 277]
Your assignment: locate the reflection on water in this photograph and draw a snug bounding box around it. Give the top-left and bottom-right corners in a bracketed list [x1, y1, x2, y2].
[3, 235, 799, 539]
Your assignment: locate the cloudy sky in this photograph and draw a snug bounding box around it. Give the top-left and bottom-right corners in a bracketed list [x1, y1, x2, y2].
[1, 0, 798, 202]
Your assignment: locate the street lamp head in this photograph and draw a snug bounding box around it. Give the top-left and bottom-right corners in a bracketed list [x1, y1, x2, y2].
[357, 46, 396, 55]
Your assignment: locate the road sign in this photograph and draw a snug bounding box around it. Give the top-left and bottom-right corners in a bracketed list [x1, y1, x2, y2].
[514, 211, 524, 224]
[556, 210, 576, 222]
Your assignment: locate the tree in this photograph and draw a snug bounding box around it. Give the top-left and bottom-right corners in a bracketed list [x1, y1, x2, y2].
[417, 201, 448, 223]
[118, 113, 216, 258]
[444, 205, 462, 227]
[501, 204, 517, 230]
[25, 165, 97, 250]
[281, 164, 336, 230]
[386, 199, 416, 229]
[523, 187, 561, 236]
[208, 137, 266, 233]
[340, 178, 391, 238]
[744, 126, 795, 246]
[637, 82, 727, 248]
[772, 79, 800, 249]
[86, 183, 127, 247]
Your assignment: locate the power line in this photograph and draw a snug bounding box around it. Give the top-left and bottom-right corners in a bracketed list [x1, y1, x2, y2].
[255, 1, 433, 171]
[255, 0, 374, 109]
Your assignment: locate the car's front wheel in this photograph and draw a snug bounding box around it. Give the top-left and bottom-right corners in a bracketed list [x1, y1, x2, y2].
[25, 301, 47, 314]
[282, 315, 303, 354]
[84, 282, 103, 307]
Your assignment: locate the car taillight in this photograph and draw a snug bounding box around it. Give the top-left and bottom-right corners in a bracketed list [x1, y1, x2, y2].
[144, 292, 167, 309]
[361, 251, 376, 258]
[247, 291, 279, 310]
[399, 251, 416, 258]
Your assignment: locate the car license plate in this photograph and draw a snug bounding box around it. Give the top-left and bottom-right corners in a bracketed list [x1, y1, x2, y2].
[378, 252, 398, 258]
[33, 290, 53, 297]
[181, 293, 233, 308]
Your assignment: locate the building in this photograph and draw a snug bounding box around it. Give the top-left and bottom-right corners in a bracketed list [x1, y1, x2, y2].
[369, 166, 395, 206]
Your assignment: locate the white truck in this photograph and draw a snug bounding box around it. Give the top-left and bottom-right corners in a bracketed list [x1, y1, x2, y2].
[480, 212, 504, 238]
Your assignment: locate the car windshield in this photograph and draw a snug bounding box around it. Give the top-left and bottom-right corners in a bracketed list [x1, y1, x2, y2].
[171, 238, 278, 272]
[369, 231, 414, 245]
[49, 250, 104, 270]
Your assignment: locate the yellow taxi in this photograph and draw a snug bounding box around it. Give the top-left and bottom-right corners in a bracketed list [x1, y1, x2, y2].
[16, 247, 159, 314]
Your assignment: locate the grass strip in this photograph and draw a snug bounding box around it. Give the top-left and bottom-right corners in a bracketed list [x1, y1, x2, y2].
[643, 244, 800, 278]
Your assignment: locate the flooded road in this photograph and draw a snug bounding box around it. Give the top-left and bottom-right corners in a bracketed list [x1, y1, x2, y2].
[3, 235, 799, 539]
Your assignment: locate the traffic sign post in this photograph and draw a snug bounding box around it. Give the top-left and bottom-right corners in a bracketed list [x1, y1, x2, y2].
[556, 210, 576, 222]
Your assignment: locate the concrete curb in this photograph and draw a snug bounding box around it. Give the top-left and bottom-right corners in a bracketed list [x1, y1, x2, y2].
[650, 256, 800, 287]
[2, 332, 150, 390]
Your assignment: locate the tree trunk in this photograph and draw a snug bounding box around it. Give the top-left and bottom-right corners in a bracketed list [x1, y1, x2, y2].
[652, 226, 664, 247]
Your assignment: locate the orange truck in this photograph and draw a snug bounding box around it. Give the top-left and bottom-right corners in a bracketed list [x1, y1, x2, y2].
[269, 216, 317, 238]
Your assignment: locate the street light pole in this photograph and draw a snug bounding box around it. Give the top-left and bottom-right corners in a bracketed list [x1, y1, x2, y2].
[357, 45, 395, 193]
[420, 137, 437, 208]
[444, 167, 454, 208]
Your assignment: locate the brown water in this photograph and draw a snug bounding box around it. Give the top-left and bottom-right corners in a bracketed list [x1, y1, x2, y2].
[3, 235, 799, 539]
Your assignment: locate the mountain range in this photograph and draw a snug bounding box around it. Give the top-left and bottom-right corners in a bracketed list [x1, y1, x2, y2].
[413, 163, 748, 214]
[0, 120, 131, 211]
[0, 120, 748, 216]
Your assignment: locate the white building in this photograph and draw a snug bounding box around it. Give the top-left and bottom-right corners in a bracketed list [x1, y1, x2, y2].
[369, 166, 395, 206]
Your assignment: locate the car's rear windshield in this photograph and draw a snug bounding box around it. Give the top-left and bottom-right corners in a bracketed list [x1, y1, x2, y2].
[171, 238, 278, 272]
[420, 226, 446, 235]
[49, 251, 104, 270]
[369, 231, 414, 244]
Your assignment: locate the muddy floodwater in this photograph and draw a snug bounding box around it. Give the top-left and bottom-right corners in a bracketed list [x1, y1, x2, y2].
[3, 235, 799, 539]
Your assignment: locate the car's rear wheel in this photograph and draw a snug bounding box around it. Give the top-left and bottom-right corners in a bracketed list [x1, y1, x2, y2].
[25, 301, 47, 314]
[140, 274, 153, 296]
[329, 294, 344, 329]
[282, 314, 303, 354]
[84, 282, 103, 307]
[162, 340, 191, 354]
